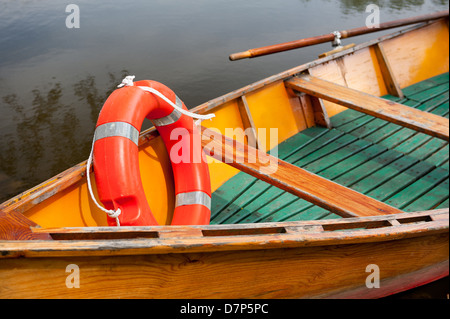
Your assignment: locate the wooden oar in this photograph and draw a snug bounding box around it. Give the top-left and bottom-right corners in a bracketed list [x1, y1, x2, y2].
[229, 10, 449, 61]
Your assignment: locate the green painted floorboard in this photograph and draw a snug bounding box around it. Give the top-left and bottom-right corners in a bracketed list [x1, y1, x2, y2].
[211, 73, 449, 224]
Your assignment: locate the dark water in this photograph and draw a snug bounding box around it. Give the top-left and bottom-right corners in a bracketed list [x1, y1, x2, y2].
[0, 0, 448, 298]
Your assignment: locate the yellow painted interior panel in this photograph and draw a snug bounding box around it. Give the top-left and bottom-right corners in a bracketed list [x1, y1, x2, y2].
[26, 137, 175, 227]
[382, 20, 449, 88]
[202, 99, 246, 193]
[245, 81, 308, 150]
[26, 177, 107, 227]
[139, 139, 175, 226]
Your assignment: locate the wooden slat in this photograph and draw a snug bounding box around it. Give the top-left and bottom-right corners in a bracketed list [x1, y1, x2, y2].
[32, 209, 448, 237]
[319, 44, 356, 59]
[297, 93, 332, 129]
[0, 210, 51, 240]
[237, 96, 260, 149]
[211, 128, 327, 224]
[201, 126, 404, 218]
[402, 73, 449, 97]
[237, 139, 387, 224]
[285, 74, 449, 141]
[373, 42, 405, 99]
[332, 91, 449, 166]
[3, 209, 446, 260]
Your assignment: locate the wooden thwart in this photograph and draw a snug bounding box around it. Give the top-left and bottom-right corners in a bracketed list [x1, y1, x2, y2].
[285, 74, 450, 141]
[201, 126, 404, 218]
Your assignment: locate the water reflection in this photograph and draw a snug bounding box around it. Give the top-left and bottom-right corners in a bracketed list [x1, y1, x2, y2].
[340, 0, 426, 13]
[73, 70, 129, 125]
[0, 71, 129, 202]
[302, 0, 448, 13]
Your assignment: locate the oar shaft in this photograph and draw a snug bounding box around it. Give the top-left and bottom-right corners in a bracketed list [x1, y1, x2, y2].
[229, 10, 449, 61]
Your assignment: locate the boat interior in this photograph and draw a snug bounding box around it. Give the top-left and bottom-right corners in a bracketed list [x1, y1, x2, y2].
[0, 18, 448, 230]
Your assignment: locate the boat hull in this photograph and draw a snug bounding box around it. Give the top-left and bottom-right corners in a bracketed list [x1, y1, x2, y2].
[0, 16, 448, 299]
[0, 210, 448, 299]
[0, 233, 447, 299]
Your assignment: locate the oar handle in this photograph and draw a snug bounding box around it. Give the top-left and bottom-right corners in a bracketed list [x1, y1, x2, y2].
[229, 51, 252, 61]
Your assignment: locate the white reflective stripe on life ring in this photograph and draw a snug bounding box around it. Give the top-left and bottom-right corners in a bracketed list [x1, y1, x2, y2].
[175, 191, 211, 209]
[94, 122, 140, 146]
[151, 95, 183, 127]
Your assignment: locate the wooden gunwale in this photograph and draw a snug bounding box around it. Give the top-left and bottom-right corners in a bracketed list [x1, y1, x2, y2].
[0, 21, 440, 216]
[0, 209, 447, 259]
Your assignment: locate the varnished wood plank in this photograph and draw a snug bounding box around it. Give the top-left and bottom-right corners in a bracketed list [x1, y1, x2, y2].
[201, 126, 404, 218]
[212, 131, 355, 224]
[0, 232, 448, 299]
[31, 209, 447, 234]
[237, 95, 260, 148]
[4, 209, 447, 259]
[211, 128, 329, 223]
[241, 142, 387, 224]
[0, 210, 51, 240]
[381, 20, 449, 89]
[373, 42, 405, 98]
[216, 131, 348, 223]
[318, 43, 356, 58]
[285, 74, 449, 141]
[298, 93, 332, 128]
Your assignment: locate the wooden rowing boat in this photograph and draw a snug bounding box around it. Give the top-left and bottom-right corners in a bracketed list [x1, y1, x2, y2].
[0, 12, 449, 299]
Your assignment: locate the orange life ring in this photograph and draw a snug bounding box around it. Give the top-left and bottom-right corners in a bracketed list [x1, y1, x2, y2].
[92, 80, 211, 226]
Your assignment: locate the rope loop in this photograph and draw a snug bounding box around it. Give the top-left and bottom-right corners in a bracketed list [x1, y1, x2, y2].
[86, 143, 122, 227]
[117, 75, 136, 88]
